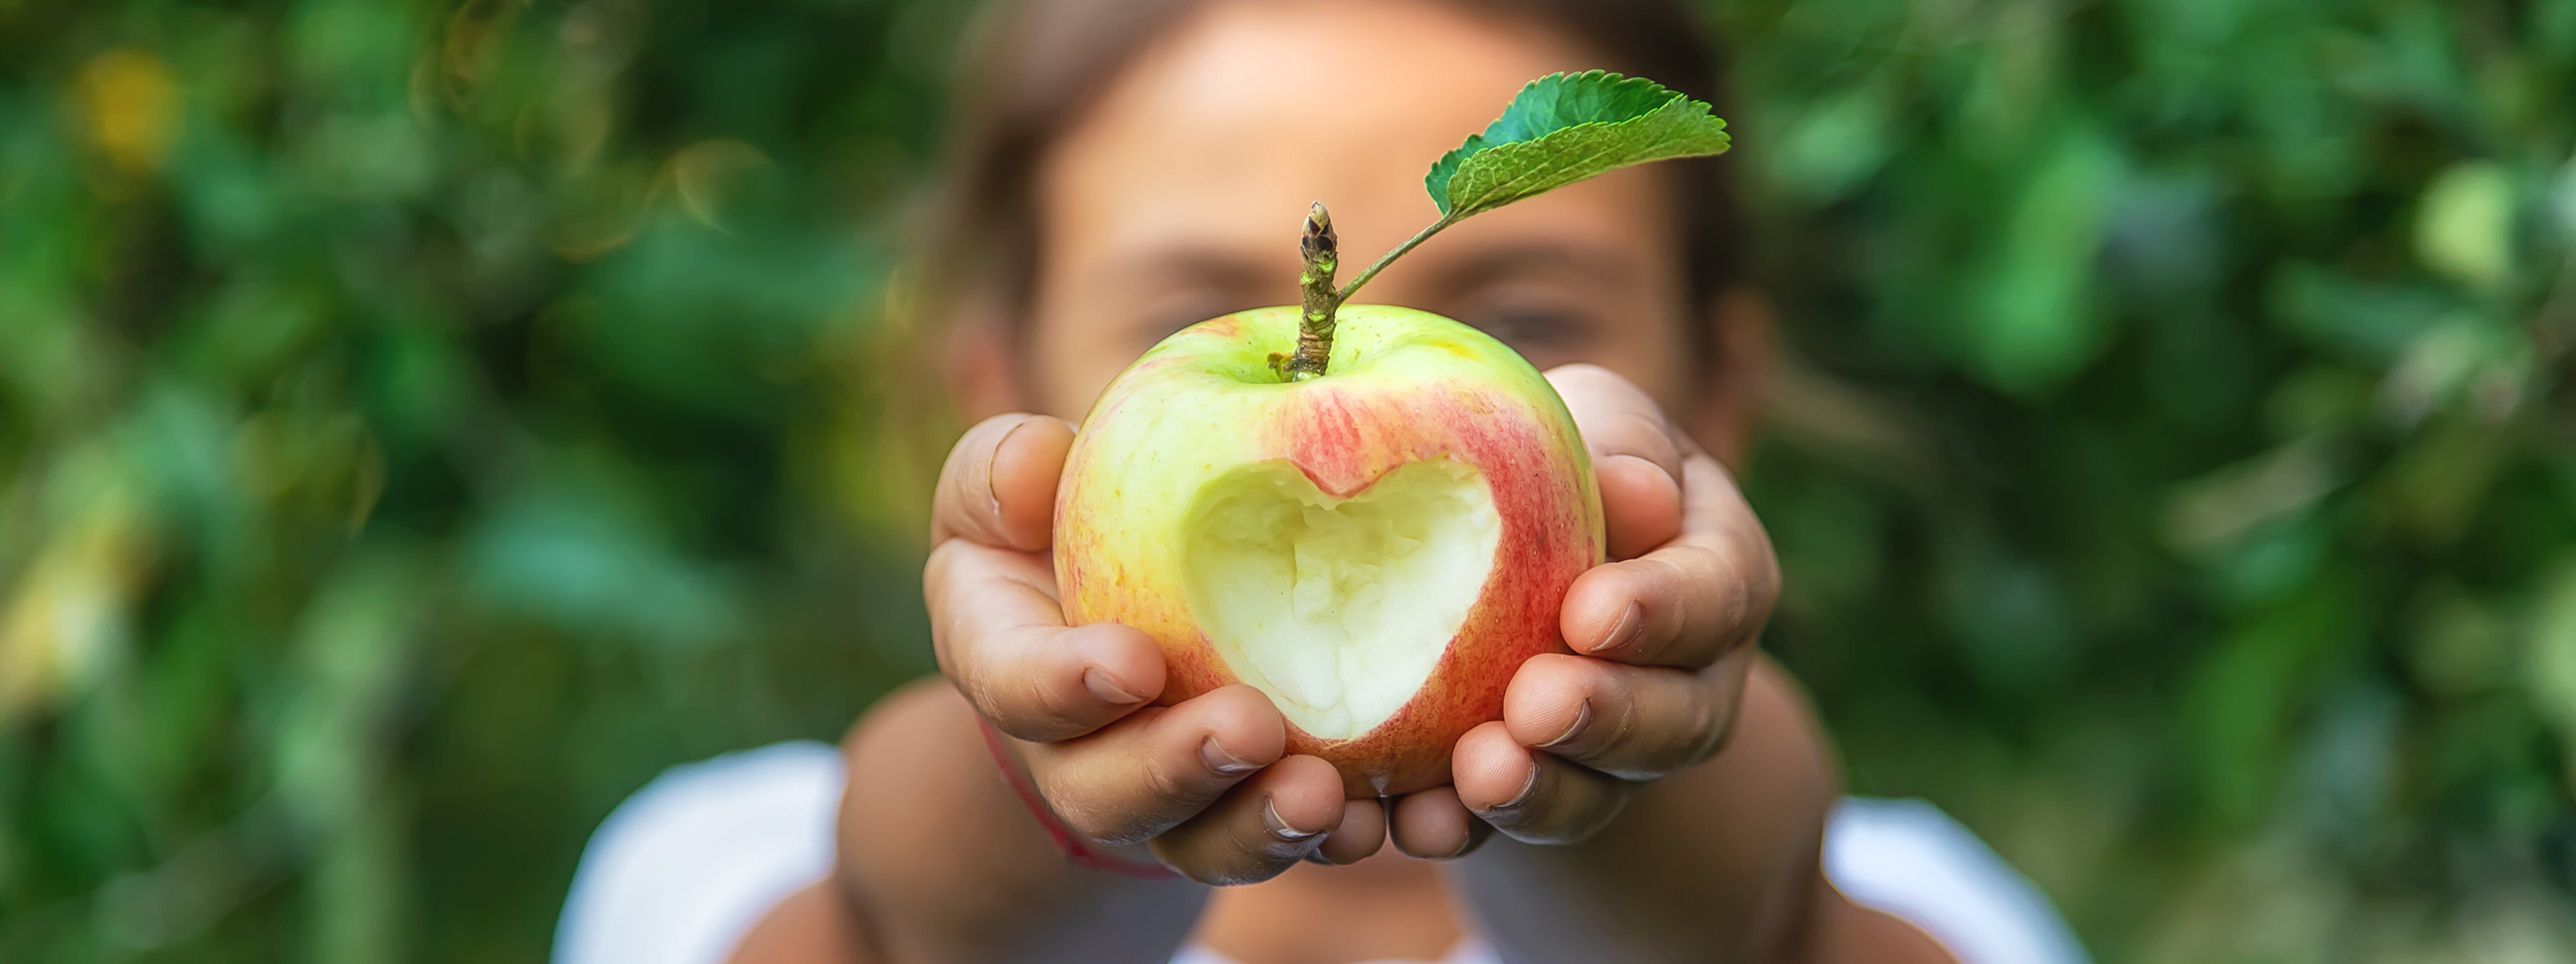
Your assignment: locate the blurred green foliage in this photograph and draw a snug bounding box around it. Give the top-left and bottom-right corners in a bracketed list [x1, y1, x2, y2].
[1, 0, 952, 959]
[1725, 0, 2576, 958]
[3, 0, 2575, 961]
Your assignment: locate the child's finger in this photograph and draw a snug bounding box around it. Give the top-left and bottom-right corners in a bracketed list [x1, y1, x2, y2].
[1558, 454, 1778, 670]
[1309, 799, 1389, 866]
[1546, 364, 1688, 483]
[1597, 454, 1684, 561]
[1500, 649, 1756, 781]
[1143, 755, 1346, 885]
[1450, 721, 1635, 846]
[1549, 365, 1691, 561]
[1020, 684, 1287, 847]
[931, 414, 1075, 552]
[928, 539, 1164, 742]
[1387, 786, 1492, 860]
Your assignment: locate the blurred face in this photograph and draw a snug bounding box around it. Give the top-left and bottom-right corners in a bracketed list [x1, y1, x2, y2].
[1018, 0, 1706, 423]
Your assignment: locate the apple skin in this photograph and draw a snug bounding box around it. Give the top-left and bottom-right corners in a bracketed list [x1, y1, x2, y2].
[1054, 304, 1604, 798]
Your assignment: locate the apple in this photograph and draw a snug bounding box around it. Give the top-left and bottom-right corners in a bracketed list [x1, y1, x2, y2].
[1053, 304, 1604, 797]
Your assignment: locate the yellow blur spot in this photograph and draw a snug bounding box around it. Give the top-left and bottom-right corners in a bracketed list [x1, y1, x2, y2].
[77, 49, 179, 175]
[0, 490, 147, 729]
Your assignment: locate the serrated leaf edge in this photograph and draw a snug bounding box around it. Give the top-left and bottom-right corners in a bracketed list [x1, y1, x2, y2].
[1441, 95, 1730, 218]
[1423, 69, 1716, 216]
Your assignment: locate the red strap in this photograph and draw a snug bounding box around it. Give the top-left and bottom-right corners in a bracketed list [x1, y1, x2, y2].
[977, 717, 1183, 880]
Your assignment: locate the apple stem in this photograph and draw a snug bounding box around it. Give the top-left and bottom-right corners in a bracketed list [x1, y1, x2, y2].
[1286, 203, 1340, 381]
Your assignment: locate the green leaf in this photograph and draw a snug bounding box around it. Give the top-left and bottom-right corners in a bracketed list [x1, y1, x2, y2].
[1423, 70, 1731, 219]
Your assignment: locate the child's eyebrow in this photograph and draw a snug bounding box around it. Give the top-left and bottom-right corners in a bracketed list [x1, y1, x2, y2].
[1110, 245, 1279, 294]
[1422, 239, 1650, 291]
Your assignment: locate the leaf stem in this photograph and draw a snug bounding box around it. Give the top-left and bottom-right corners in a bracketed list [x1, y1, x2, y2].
[1334, 213, 1459, 305]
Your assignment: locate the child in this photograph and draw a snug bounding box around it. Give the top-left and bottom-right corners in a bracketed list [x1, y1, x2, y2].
[555, 1, 2091, 962]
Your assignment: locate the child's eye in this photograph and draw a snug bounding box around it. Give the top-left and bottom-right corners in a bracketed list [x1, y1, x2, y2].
[1471, 305, 1594, 360]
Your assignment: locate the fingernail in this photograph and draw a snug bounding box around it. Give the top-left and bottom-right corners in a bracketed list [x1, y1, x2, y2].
[1083, 668, 1142, 705]
[1587, 601, 1645, 654]
[1263, 797, 1323, 840]
[1537, 700, 1593, 749]
[985, 417, 1031, 510]
[1484, 762, 1541, 814]
[1200, 736, 1260, 775]
[1442, 826, 1481, 860]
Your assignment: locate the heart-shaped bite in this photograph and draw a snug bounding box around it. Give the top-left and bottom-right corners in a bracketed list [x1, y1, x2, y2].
[1052, 305, 1604, 796]
[1182, 457, 1501, 740]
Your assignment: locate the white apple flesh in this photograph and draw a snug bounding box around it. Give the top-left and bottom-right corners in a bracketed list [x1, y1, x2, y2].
[1055, 305, 1603, 797]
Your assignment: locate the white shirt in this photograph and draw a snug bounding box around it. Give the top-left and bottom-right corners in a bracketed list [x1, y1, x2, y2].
[552, 741, 2091, 964]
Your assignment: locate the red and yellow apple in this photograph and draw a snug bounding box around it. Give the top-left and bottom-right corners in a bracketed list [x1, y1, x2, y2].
[1054, 304, 1604, 797]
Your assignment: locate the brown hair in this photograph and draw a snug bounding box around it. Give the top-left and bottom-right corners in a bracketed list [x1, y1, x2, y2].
[922, 0, 1748, 354]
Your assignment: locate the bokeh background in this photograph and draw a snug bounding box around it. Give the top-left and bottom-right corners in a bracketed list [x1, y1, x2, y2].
[3, 0, 2574, 960]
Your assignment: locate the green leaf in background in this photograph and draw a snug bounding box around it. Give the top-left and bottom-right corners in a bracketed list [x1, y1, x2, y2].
[1422, 70, 1730, 219]
[1334, 70, 1731, 306]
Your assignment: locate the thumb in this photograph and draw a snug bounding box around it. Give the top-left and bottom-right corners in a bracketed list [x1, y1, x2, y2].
[932, 414, 1076, 551]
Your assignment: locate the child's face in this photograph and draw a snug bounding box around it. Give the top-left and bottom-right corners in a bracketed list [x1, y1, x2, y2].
[1015, 0, 1713, 424]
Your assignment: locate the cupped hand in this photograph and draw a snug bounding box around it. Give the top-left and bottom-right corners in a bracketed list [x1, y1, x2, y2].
[926, 414, 1383, 886]
[927, 363, 1779, 877]
[1383, 364, 1781, 858]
